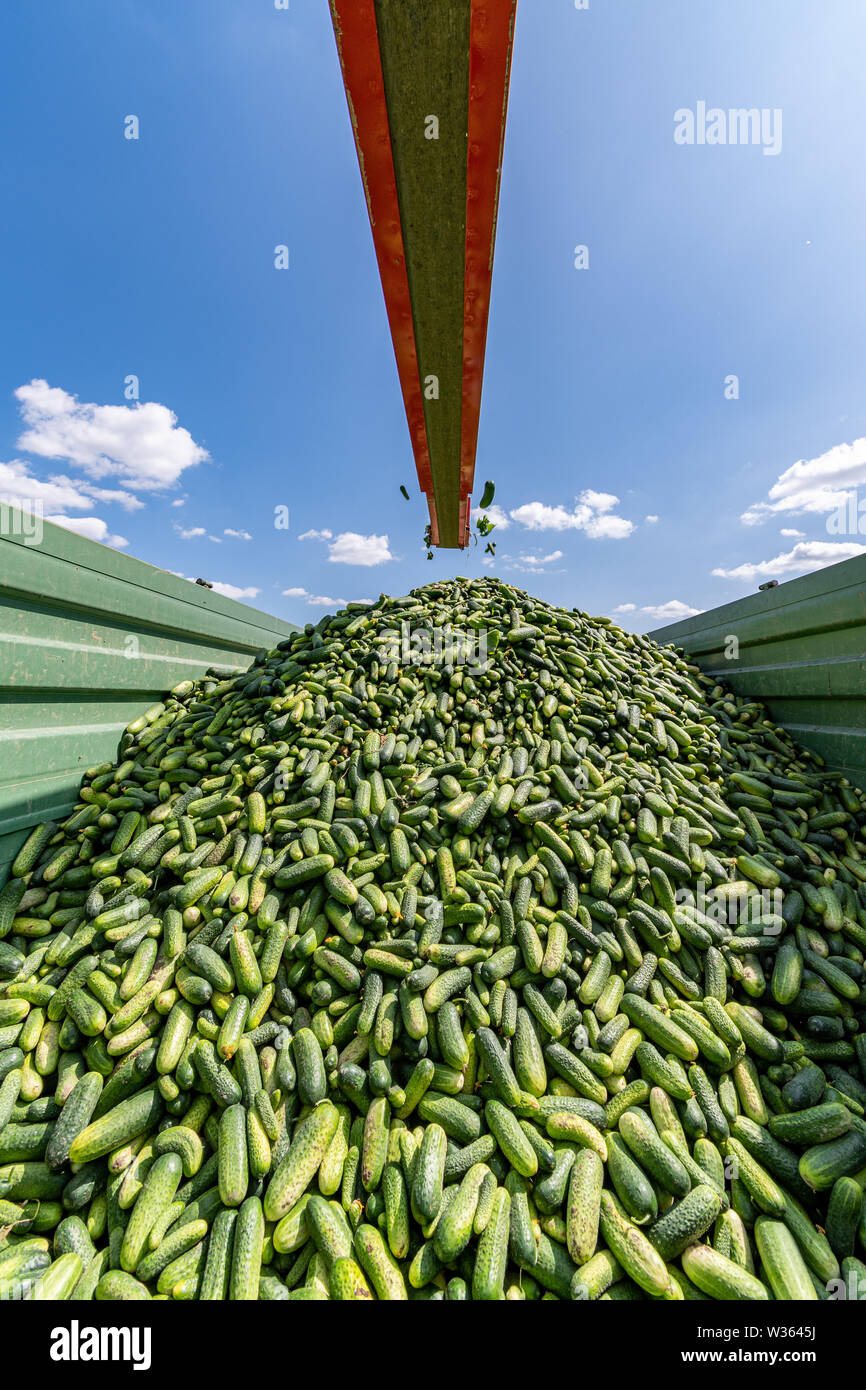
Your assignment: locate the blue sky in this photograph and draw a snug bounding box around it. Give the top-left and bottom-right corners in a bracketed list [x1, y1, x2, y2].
[2, 0, 865, 631]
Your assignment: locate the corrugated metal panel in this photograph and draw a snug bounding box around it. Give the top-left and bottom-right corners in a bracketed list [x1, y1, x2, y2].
[0, 514, 297, 880]
[650, 552, 866, 789]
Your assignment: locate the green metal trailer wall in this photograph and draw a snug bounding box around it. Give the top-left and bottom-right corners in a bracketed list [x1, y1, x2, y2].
[0, 515, 296, 881]
[650, 552, 866, 790]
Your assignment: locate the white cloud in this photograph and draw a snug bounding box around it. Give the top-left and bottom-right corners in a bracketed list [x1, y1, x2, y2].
[713, 540, 865, 583]
[585, 512, 633, 540]
[45, 514, 128, 548]
[0, 460, 95, 512]
[225, 528, 252, 540]
[780, 528, 804, 537]
[281, 586, 347, 607]
[0, 459, 143, 514]
[641, 600, 703, 621]
[0, 462, 133, 547]
[208, 581, 260, 601]
[612, 600, 702, 622]
[174, 525, 205, 540]
[174, 574, 261, 602]
[171, 498, 185, 507]
[474, 504, 510, 531]
[509, 490, 634, 540]
[505, 548, 565, 574]
[207, 535, 222, 543]
[645, 514, 660, 524]
[509, 502, 580, 531]
[328, 532, 393, 566]
[15, 380, 208, 490]
[299, 528, 333, 542]
[60, 481, 144, 511]
[741, 436, 866, 525]
[580, 490, 618, 513]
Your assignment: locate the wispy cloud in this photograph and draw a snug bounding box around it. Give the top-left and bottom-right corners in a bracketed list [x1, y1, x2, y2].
[225, 528, 252, 540]
[173, 524, 206, 540]
[299, 528, 333, 542]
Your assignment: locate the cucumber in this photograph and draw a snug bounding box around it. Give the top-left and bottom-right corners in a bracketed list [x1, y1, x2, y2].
[619, 1107, 690, 1198]
[825, 1176, 862, 1259]
[769, 1102, 852, 1147]
[306, 1193, 353, 1265]
[799, 1130, 866, 1191]
[218, 1104, 249, 1207]
[754, 1216, 818, 1300]
[354, 1223, 408, 1300]
[598, 1191, 674, 1298]
[45, 1071, 103, 1171]
[512, 1009, 548, 1098]
[434, 1162, 489, 1262]
[418, 1093, 481, 1145]
[472, 1187, 510, 1300]
[95, 1269, 151, 1300]
[361, 1096, 390, 1192]
[229, 1195, 264, 1300]
[620, 995, 700, 1063]
[779, 1189, 839, 1283]
[12, 822, 58, 878]
[68, 1087, 163, 1165]
[264, 1101, 340, 1222]
[294, 1028, 327, 1105]
[566, 1148, 603, 1264]
[381, 1163, 410, 1259]
[411, 1122, 447, 1223]
[607, 1132, 658, 1225]
[681, 1244, 770, 1301]
[724, 1136, 787, 1216]
[120, 1153, 183, 1272]
[544, 1110, 607, 1161]
[648, 1184, 722, 1260]
[486, 1099, 538, 1177]
[330, 1255, 374, 1300]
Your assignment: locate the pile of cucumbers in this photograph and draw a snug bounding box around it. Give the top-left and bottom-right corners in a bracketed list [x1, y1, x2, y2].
[2, 576, 866, 1302]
